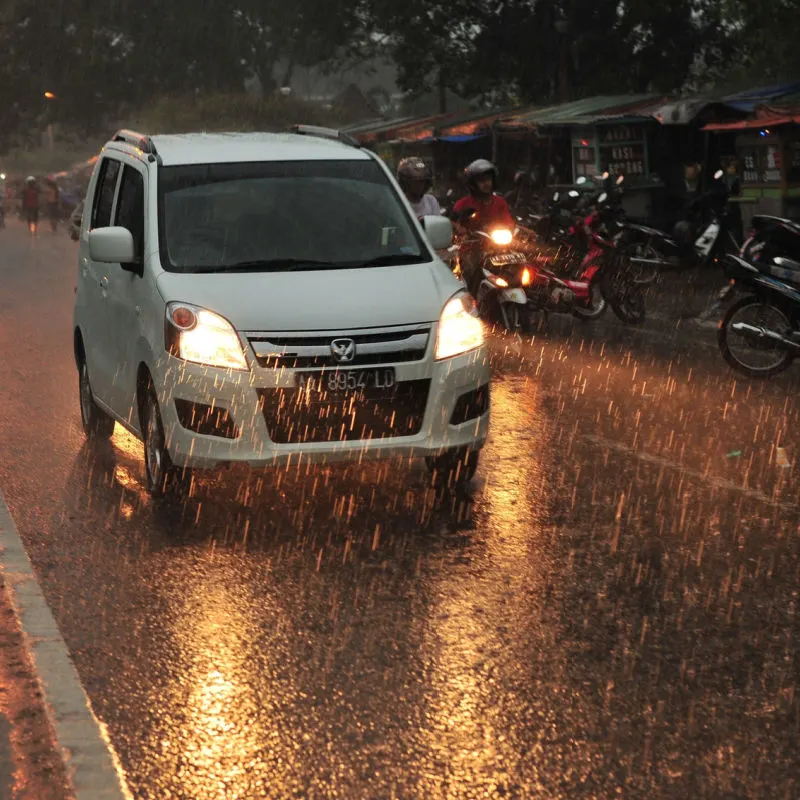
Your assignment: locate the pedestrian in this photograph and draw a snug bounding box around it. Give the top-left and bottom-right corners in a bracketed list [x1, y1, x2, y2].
[20, 176, 40, 236]
[44, 176, 60, 232]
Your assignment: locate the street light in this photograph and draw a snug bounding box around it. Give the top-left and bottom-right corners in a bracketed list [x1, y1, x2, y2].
[43, 92, 56, 151]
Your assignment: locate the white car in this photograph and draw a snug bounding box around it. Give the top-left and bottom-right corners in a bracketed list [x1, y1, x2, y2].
[73, 126, 490, 497]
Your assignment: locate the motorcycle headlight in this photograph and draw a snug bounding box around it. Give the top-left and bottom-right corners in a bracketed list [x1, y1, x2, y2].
[435, 292, 484, 360]
[165, 302, 248, 371]
[490, 229, 513, 246]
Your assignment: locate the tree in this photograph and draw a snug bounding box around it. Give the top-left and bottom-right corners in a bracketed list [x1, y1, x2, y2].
[722, 0, 800, 82]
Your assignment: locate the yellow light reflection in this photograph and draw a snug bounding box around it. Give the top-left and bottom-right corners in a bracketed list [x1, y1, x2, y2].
[152, 566, 295, 798]
[414, 377, 554, 793]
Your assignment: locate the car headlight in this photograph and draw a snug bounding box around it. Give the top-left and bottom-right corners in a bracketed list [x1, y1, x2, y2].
[435, 292, 484, 360]
[165, 302, 248, 371]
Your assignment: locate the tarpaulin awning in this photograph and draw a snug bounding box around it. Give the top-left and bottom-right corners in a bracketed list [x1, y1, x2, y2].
[415, 133, 489, 143]
[703, 115, 800, 132]
[722, 82, 800, 112]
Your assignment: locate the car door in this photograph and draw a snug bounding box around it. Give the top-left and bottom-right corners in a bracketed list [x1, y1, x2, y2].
[98, 162, 147, 424]
[80, 156, 122, 408]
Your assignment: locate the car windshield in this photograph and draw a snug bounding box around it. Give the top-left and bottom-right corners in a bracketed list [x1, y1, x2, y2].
[157, 159, 428, 273]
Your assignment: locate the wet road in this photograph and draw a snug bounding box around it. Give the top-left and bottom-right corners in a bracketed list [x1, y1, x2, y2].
[1, 221, 799, 798]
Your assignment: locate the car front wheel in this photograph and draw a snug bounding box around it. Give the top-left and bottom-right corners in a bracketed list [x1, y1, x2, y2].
[142, 386, 189, 498]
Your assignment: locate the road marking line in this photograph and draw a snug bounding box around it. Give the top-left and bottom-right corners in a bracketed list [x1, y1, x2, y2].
[0, 490, 132, 800]
[582, 434, 796, 511]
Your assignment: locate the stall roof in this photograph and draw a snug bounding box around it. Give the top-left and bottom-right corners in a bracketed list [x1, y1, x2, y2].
[723, 81, 800, 112]
[509, 94, 663, 127]
[435, 106, 524, 136]
[342, 113, 454, 141]
[652, 80, 800, 125]
[703, 113, 800, 132]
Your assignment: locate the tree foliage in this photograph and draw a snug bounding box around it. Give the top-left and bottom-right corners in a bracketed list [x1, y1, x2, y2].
[0, 0, 799, 149]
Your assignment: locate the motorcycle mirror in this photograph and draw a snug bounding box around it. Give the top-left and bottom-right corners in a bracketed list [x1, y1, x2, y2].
[616, 175, 625, 185]
[575, 176, 588, 185]
[714, 169, 724, 180]
[553, 191, 560, 202]
[598, 192, 608, 203]
[568, 190, 580, 198]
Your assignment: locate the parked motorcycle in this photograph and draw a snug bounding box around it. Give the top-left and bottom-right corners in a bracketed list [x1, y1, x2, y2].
[717, 253, 800, 377]
[624, 170, 740, 276]
[516, 176, 646, 323]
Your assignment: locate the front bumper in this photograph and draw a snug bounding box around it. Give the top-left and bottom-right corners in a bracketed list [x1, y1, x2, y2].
[154, 348, 490, 469]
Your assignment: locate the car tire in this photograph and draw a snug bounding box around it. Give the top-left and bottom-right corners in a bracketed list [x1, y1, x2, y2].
[425, 448, 480, 488]
[142, 385, 188, 498]
[78, 359, 115, 440]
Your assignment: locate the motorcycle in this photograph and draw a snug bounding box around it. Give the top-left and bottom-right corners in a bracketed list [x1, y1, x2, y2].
[517, 177, 646, 324]
[739, 214, 800, 271]
[448, 208, 601, 331]
[717, 253, 800, 377]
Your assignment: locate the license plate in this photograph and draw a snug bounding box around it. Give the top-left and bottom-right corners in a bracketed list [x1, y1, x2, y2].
[296, 368, 396, 395]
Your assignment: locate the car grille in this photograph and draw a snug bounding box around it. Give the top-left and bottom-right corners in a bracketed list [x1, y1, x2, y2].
[248, 325, 431, 369]
[256, 380, 430, 444]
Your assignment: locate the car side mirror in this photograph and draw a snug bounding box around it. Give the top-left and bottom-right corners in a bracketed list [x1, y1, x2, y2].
[422, 215, 453, 250]
[89, 226, 136, 265]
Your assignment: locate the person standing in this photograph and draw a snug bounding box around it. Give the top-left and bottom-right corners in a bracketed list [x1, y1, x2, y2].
[21, 176, 40, 236]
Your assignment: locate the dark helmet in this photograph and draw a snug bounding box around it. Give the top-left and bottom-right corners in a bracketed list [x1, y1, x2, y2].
[464, 159, 497, 196]
[514, 169, 534, 188]
[672, 220, 694, 245]
[396, 158, 432, 201]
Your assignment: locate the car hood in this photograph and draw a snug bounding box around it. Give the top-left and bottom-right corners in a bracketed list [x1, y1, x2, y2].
[155, 261, 460, 332]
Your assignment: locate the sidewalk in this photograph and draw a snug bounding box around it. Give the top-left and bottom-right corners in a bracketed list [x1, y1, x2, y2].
[0, 578, 73, 800]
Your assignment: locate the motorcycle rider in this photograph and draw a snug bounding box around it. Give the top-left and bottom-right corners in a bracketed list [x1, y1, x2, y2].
[396, 158, 440, 219]
[452, 159, 515, 233]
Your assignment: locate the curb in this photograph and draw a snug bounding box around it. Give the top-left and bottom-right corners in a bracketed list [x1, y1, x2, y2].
[0, 490, 131, 800]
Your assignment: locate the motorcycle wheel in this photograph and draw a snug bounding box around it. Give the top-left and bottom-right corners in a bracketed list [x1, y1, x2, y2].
[718, 296, 795, 378]
[602, 256, 646, 325]
[573, 278, 608, 321]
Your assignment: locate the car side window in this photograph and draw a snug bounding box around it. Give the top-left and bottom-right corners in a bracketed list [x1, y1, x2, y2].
[91, 158, 121, 229]
[114, 166, 145, 260]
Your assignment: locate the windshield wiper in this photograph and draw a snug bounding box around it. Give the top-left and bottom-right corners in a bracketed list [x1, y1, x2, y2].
[191, 254, 426, 273]
[193, 258, 342, 273]
[338, 254, 427, 268]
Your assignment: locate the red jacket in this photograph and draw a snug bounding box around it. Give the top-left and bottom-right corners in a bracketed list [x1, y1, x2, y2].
[453, 193, 515, 232]
[22, 187, 39, 210]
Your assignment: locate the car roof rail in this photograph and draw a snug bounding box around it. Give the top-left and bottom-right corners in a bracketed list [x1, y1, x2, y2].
[288, 124, 361, 149]
[111, 129, 158, 155]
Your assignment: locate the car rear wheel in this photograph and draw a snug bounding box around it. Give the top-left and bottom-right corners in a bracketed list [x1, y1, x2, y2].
[78, 359, 115, 440]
